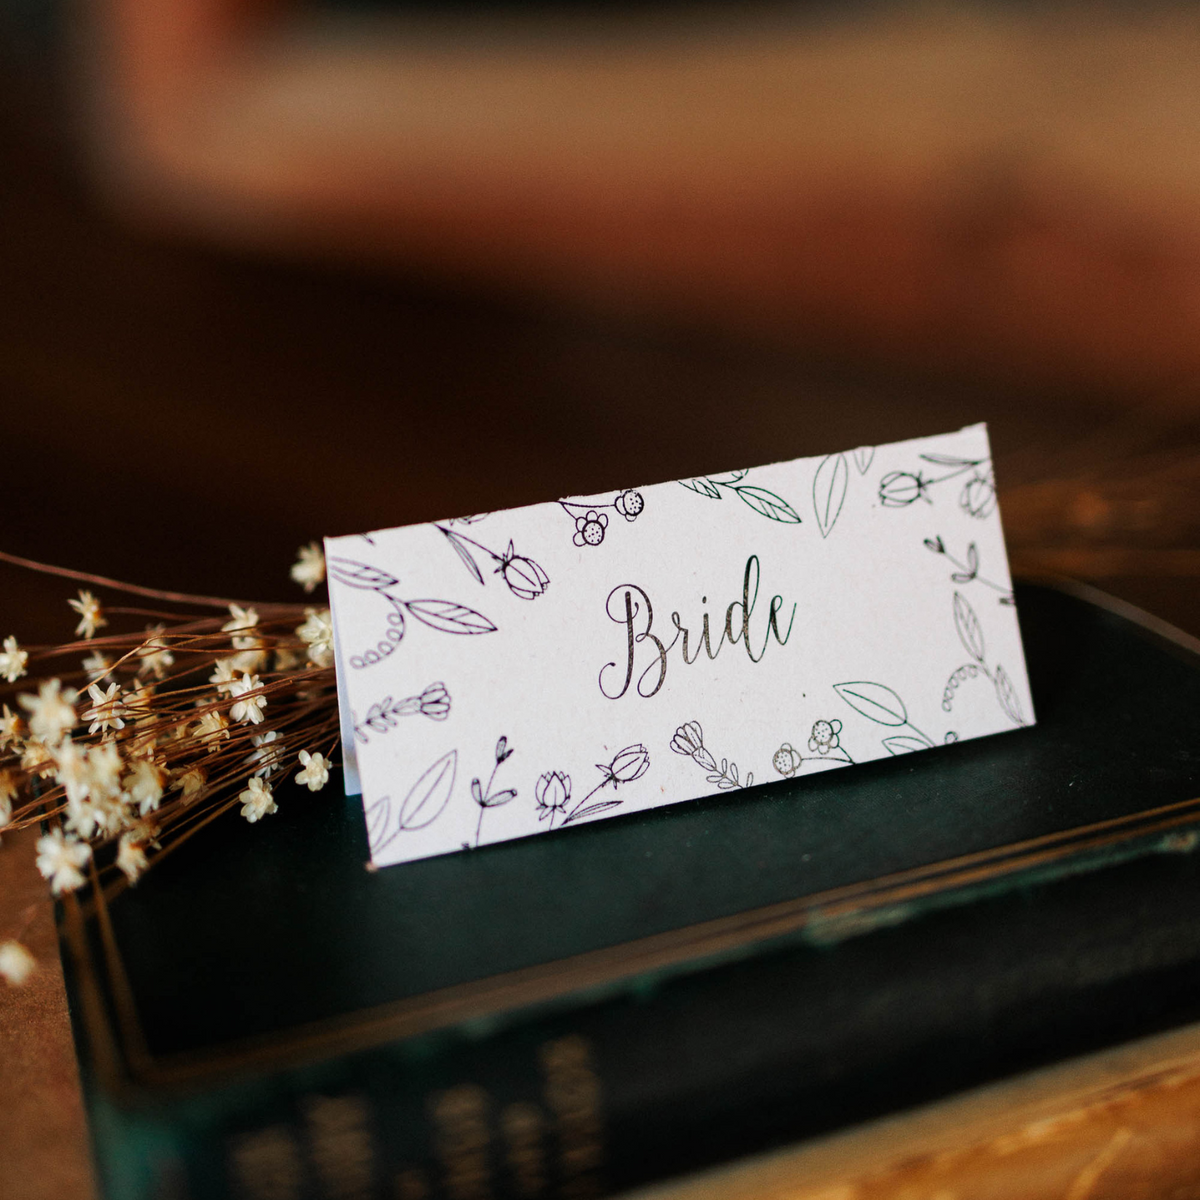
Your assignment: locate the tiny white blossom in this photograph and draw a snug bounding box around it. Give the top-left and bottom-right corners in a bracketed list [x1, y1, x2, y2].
[295, 750, 330, 792]
[82, 651, 113, 682]
[116, 834, 149, 884]
[297, 608, 334, 668]
[68, 590, 107, 639]
[36, 829, 92, 895]
[19, 679, 77, 745]
[194, 710, 230, 744]
[228, 674, 267, 725]
[53, 738, 91, 805]
[21, 740, 55, 776]
[0, 704, 22, 748]
[124, 758, 167, 816]
[137, 626, 175, 680]
[0, 636, 28, 683]
[83, 681, 128, 735]
[231, 635, 267, 675]
[291, 542, 326, 593]
[245, 730, 284, 777]
[85, 741, 124, 801]
[209, 659, 238, 693]
[239, 776, 277, 823]
[0, 941, 35, 986]
[176, 765, 207, 804]
[222, 604, 259, 633]
[64, 792, 125, 841]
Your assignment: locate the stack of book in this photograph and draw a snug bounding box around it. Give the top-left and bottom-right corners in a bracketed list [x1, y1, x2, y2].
[63, 582, 1200, 1199]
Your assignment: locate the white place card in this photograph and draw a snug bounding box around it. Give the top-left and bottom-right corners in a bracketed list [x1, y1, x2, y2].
[327, 424, 1033, 868]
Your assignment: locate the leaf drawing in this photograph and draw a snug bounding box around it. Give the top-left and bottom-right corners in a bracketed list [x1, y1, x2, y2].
[994, 664, 1026, 726]
[950, 542, 980, 585]
[440, 528, 485, 585]
[834, 681, 909, 727]
[405, 599, 497, 636]
[812, 453, 850, 538]
[562, 800, 623, 825]
[394, 750, 458, 836]
[680, 477, 722, 499]
[329, 558, 399, 591]
[852, 446, 875, 475]
[953, 592, 986, 663]
[365, 795, 392, 845]
[883, 735, 932, 756]
[919, 453, 983, 468]
[708, 469, 750, 485]
[732, 485, 802, 524]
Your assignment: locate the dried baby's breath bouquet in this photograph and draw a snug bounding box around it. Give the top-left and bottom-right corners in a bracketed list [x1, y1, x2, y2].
[0, 544, 338, 979]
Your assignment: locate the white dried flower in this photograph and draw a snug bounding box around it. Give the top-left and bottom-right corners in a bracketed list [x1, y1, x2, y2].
[295, 750, 330, 792]
[83, 681, 127, 735]
[194, 710, 230, 744]
[0, 636, 28, 683]
[36, 829, 91, 895]
[0, 769, 17, 826]
[176, 766, 207, 805]
[0, 941, 35, 986]
[116, 834, 149, 884]
[20, 740, 55, 776]
[64, 791, 125, 841]
[239, 776, 277, 823]
[124, 758, 167, 816]
[137, 626, 175, 680]
[245, 730, 284, 777]
[53, 738, 92, 805]
[297, 608, 334, 668]
[0, 704, 22, 749]
[222, 604, 259, 633]
[68, 590, 107, 639]
[208, 659, 239, 693]
[291, 542, 326, 593]
[85, 741, 124, 801]
[228, 674, 267, 725]
[19, 679, 77, 745]
[230, 635, 267, 675]
[82, 651, 113, 682]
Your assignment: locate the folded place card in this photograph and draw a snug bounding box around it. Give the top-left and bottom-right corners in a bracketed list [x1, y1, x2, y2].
[326, 423, 1033, 868]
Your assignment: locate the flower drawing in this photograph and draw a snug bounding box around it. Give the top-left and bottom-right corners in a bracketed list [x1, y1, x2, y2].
[354, 682, 452, 743]
[670, 721, 752, 790]
[879, 471, 931, 507]
[535, 770, 572, 826]
[614, 490, 645, 521]
[960, 471, 997, 519]
[471, 735, 518, 846]
[772, 743, 801, 777]
[573, 510, 609, 548]
[807, 719, 842, 755]
[879, 451, 994, 519]
[435, 525, 550, 600]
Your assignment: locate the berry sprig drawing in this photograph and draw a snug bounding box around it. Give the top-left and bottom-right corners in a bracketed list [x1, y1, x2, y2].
[434, 524, 550, 599]
[772, 719, 855, 777]
[924, 536, 1014, 604]
[679, 470, 801, 524]
[534, 744, 650, 829]
[328, 557, 497, 669]
[879, 452, 996, 518]
[670, 721, 754, 789]
[944, 591, 1027, 726]
[558, 490, 646, 548]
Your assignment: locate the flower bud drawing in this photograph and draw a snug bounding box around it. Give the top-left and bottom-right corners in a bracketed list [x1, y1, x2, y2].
[419, 682, 451, 720]
[960, 473, 997, 520]
[607, 744, 650, 784]
[499, 545, 550, 600]
[535, 771, 572, 824]
[878, 471, 930, 507]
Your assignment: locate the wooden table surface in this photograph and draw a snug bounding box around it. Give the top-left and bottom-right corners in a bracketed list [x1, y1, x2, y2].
[1, 9, 1198, 1197]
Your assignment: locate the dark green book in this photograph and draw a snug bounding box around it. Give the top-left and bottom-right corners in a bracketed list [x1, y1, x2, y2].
[62, 582, 1200, 1200]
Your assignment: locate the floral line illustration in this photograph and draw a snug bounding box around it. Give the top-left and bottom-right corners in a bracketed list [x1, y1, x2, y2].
[944, 591, 1027, 726]
[353, 682, 450, 743]
[924, 536, 1014, 604]
[811, 447, 875, 538]
[833, 680, 941, 756]
[679, 470, 802, 525]
[471, 736, 518, 847]
[365, 748, 458, 854]
[434, 524, 550, 600]
[670, 721, 754, 789]
[328, 557, 497, 669]
[535, 744, 650, 829]
[558, 490, 645, 548]
[772, 719, 856, 777]
[879, 452, 996, 519]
